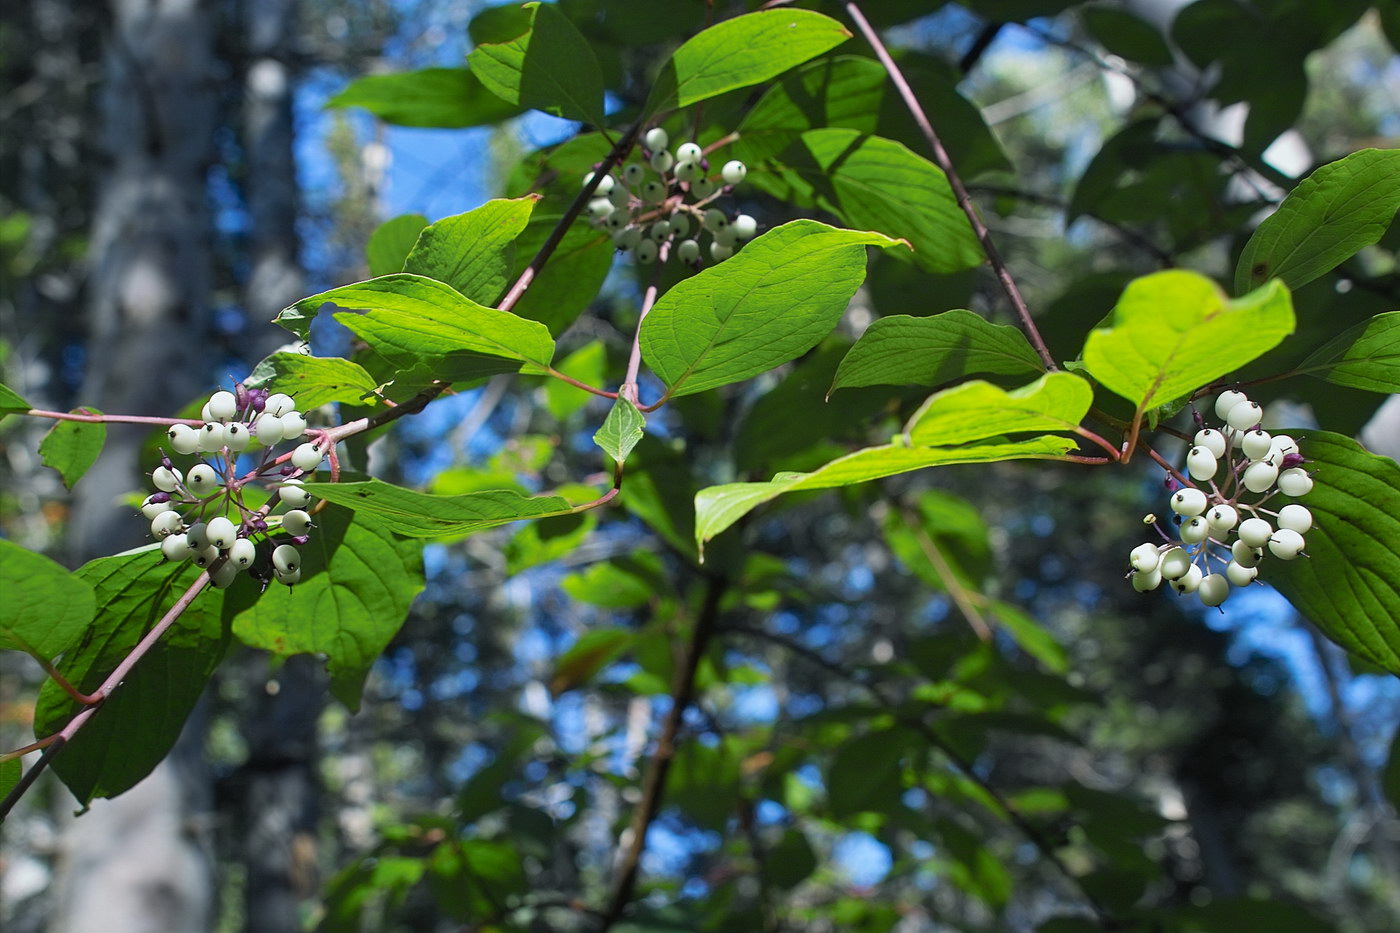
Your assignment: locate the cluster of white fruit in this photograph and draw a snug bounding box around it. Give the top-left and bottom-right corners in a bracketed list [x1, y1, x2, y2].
[1127, 390, 1315, 608]
[139, 387, 331, 589]
[585, 127, 757, 266]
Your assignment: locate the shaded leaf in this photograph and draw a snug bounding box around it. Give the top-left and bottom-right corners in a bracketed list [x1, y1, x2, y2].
[545, 341, 608, 420]
[0, 380, 32, 418]
[1082, 7, 1174, 66]
[551, 628, 636, 695]
[764, 829, 818, 889]
[832, 310, 1045, 393]
[246, 353, 380, 409]
[327, 67, 522, 128]
[469, 2, 605, 125]
[302, 478, 573, 539]
[828, 728, 910, 818]
[39, 410, 105, 488]
[365, 213, 427, 276]
[0, 538, 94, 660]
[1295, 311, 1400, 392]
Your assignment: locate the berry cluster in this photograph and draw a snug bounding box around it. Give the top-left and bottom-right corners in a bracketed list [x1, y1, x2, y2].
[141, 387, 330, 589]
[585, 127, 757, 266]
[1127, 390, 1315, 608]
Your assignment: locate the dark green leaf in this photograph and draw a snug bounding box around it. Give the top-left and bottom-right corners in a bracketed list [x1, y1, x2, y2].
[302, 478, 573, 539]
[763, 829, 817, 889]
[34, 550, 229, 803]
[468, 2, 606, 125]
[365, 213, 428, 277]
[647, 9, 851, 112]
[905, 373, 1092, 446]
[884, 490, 992, 591]
[246, 353, 380, 409]
[1265, 431, 1400, 675]
[832, 310, 1045, 393]
[0, 539, 94, 659]
[505, 511, 596, 575]
[936, 818, 1013, 908]
[0, 758, 19, 808]
[327, 68, 521, 128]
[828, 728, 909, 818]
[1235, 149, 1400, 294]
[229, 506, 423, 709]
[594, 397, 645, 465]
[0, 380, 31, 417]
[1384, 730, 1400, 811]
[640, 220, 902, 398]
[1082, 7, 1175, 66]
[39, 409, 105, 488]
[623, 435, 699, 560]
[1295, 311, 1400, 393]
[550, 628, 636, 696]
[1082, 271, 1294, 413]
[402, 197, 537, 305]
[509, 221, 614, 337]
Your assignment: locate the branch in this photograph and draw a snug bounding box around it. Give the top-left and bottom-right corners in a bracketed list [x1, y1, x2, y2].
[24, 408, 203, 427]
[596, 573, 728, 930]
[621, 241, 670, 407]
[844, 2, 1057, 371]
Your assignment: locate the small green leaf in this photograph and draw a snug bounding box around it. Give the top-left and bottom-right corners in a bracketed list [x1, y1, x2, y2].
[0, 758, 19, 808]
[561, 554, 663, 609]
[0, 380, 31, 418]
[366, 213, 428, 277]
[647, 9, 851, 112]
[763, 830, 818, 889]
[1082, 270, 1295, 413]
[1081, 7, 1175, 66]
[828, 729, 910, 818]
[39, 410, 105, 488]
[245, 353, 381, 409]
[884, 490, 992, 591]
[988, 600, 1069, 674]
[1295, 311, 1400, 392]
[280, 274, 555, 381]
[34, 550, 229, 803]
[832, 310, 1045, 393]
[1265, 431, 1400, 675]
[906, 372, 1093, 446]
[545, 341, 607, 420]
[327, 67, 521, 128]
[640, 220, 903, 398]
[468, 2, 605, 125]
[550, 628, 636, 696]
[0, 539, 94, 660]
[403, 197, 537, 305]
[695, 436, 1077, 547]
[229, 507, 423, 709]
[594, 397, 645, 465]
[301, 478, 573, 538]
[1235, 149, 1400, 294]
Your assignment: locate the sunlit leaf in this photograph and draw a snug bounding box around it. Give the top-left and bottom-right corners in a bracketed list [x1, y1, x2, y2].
[905, 373, 1092, 446]
[303, 478, 574, 539]
[327, 67, 521, 128]
[832, 310, 1045, 393]
[39, 410, 105, 488]
[1295, 311, 1400, 393]
[246, 353, 380, 409]
[0, 539, 94, 660]
[469, 2, 606, 125]
[403, 197, 537, 305]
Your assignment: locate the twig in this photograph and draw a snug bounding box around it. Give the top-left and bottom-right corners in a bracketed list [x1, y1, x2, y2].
[25, 408, 203, 427]
[596, 573, 728, 930]
[621, 242, 671, 406]
[905, 512, 993, 641]
[958, 22, 1003, 75]
[844, 2, 1057, 371]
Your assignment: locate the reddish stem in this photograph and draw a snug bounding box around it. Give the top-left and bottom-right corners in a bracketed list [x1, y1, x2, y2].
[26, 408, 202, 427]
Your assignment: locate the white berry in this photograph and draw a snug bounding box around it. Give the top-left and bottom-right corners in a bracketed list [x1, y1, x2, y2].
[674, 161, 699, 184]
[649, 220, 671, 241]
[198, 422, 226, 453]
[291, 442, 324, 472]
[281, 410, 308, 438]
[187, 463, 219, 496]
[141, 496, 175, 519]
[606, 209, 630, 231]
[714, 226, 739, 248]
[644, 127, 669, 152]
[1193, 428, 1226, 459]
[1170, 487, 1208, 516]
[224, 422, 250, 452]
[1169, 564, 1204, 594]
[649, 149, 674, 173]
[642, 180, 667, 202]
[1277, 468, 1313, 497]
[613, 227, 642, 250]
[1186, 447, 1218, 481]
[635, 239, 659, 264]
[1159, 547, 1192, 579]
[703, 209, 728, 232]
[1180, 516, 1209, 544]
[278, 479, 311, 508]
[252, 413, 286, 445]
[608, 184, 631, 208]
[1132, 568, 1162, 592]
[275, 567, 301, 587]
[161, 533, 195, 562]
[622, 163, 645, 188]
[1198, 573, 1230, 607]
[186, 522, 209, 550]
[167, 424, 200, 455]
[1241, 429, 1272, 460]
[151, 511, 184, 539]
[1268, 528, 1306, 560]
[1225, 400, 1263, 431]
[669, 213, 690, 238]
[228, 538, 257, 570]
[283, 509, 313, 535]
[1242, 460, 1279, 493]
[1268, 435, 1299, 459]
[264, 393, 296, 417]
[731, 214, 758, 241]
[211, 561, 240, 589]
[206, 516, 237, 550]
[690, 177, 717, 199]
[272, 543, 300, 574]
[588, 197, 613, 220]
[207, 391, 238, 421]
[1206, 504, 1238, 533]
[584, 171, 614, 196]
[721, 160, 747, 185]
[710, 242, 733, 262]
[152, 466, 183, 492]
[1238, 517, 1273, 548]
[1225, 561, 1258, 587]
[1277, 504, 1313, 534]
[193, 545, 221, 569]
[677, 239, 700, 263]
[1231, 539, 1263, 568]
[1214, 390, 1248, 420]
[1130, 543, 1162, 573]
[676, 142, 702, 164]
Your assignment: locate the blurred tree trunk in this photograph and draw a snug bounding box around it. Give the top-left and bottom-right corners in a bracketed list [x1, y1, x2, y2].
[50, 1, 219, 931]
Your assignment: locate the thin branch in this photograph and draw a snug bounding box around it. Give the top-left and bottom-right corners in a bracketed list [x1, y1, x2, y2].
[969, 183, 1175, 268]
[905, 511, 993, 641]
[845, 2, 1057, 371]
[24, 408, 203, 427]
[596, 573, 729, 931]
[621, 241, 671, 406]
[958, 22, 1004, 75]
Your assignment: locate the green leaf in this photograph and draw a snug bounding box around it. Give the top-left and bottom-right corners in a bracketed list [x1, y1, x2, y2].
[0, 380, 31, 418]
[905, 372, 1093, 446]
[39, 409, 105, 488]
[468, 2, 605, 125]
[828, 729, 910, 818]
[1384, 729, 1400, 811]
[0, 539, 94, 659]
[884, 490, 992, 591]
[988, 600, 1069, 674]
[1081, 7, 1175, 66]
[327, 67, 522, 128]
[695, 436, 1077, 548]
[937, 818, 1013, 908]
[550, 628, 636, 696]
[647, 9, 851, 112]
[545, 341, 607, 419]
[1295, 311, 1400, 393]
[1265, 431, 1400, 675]
[561, 554, 663, 609]
[246, 353, 380, 409]
[832, 310, 1045, 393]
[281, 274, 555, 382]
[785, 129, 984, 274]
[229, 506, 423, 709]
[0, 758, 19, 808]
[594, 397, 645, 465]
[763, 830, 818, 889]
[1082, 271, 1295, 412]
[640, 220, 902, 398]
[34, 550, 229, 803]
[402, 197, 537, 305]
[302, 478, 573, 538]
[366, 213, 428, 277]
[505, 510, 596, 575]
[1235, 149, 1400, 294]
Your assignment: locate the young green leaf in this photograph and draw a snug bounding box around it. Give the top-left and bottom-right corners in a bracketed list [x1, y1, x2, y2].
[33, 550, 229, 804]
[831, 310, 1046, 393]
[0, 380, 31, 418]
[905, 373, 1093, 446]
[229, 506, 424, 709]
[1235, 149, 1400, 295]
[640, 220, 904, 399]
[327, 67, 521, 128]
[403, 197, 538, 305]
[301, 478, 574, 538]
[1082, 271, 1294, 412]
[1264, 431, 1400, 676]
[549, 628, 637, 696]
[366, 213, 428, 276]
[593, 397, 645, 465]
[1294, 311, 1400, 393]
[39, 409, 105, 488]
[0, 538, 94, 660]
[245, 353, 380, 409]
[695, 436, 1077, 548]
[280, 274, 556, 380]
[646, 8, 851, 112]
[468, 2, 606, 126]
